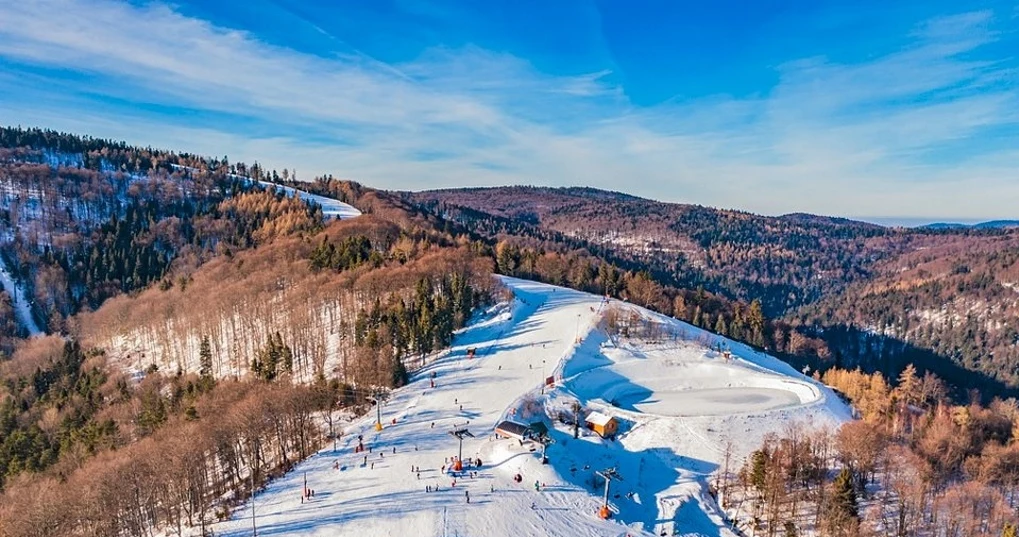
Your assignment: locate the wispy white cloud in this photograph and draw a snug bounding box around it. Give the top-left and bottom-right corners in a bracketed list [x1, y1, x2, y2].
[0, 0, 1016, 219]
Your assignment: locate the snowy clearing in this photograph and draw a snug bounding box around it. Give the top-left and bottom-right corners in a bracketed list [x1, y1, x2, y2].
[167, 164, 361, 219]
[0, 257, 42, 337]
[206, 277, 848, 537]
[257, 181, 361, 219]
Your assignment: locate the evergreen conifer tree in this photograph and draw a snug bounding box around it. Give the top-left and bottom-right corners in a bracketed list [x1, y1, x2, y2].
[199, 335, 213, 380]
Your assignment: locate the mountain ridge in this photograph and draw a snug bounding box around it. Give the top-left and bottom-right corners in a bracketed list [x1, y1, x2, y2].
[405, 185, 1019, 393]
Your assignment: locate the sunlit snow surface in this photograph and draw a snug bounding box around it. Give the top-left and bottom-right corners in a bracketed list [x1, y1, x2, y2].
[208, 277, 848, 537]
[0, 258, 42, 336]
[257, 181, 361, 219]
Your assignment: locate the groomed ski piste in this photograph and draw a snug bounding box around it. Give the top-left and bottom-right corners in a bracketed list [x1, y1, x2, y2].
[167, 163, 362, 219]
[210, 277, 850, 537]
[0, 257, 43, 337]
[257, 181, 361, 219]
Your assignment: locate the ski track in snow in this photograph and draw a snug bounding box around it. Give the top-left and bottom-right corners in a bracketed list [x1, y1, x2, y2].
[0, 257, 42, 337]
[166, 164, 361, 220]
[256, 181, 361, 220]
[206, 277, 849, 537]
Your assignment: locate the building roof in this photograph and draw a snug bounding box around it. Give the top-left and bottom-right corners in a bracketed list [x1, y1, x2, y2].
[494, 420, 530, 438]
[585, 411, 614, 427]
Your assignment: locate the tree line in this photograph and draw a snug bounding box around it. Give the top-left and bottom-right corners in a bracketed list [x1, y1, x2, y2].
[0, 128, 325, 337]
[723, 364, 1019, 537]
[0, 374, 349, 537]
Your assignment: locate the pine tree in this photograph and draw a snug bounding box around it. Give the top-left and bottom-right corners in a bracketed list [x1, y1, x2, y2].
[830, 467, 859, 520]
[714, 313, 728, 336]
[896, 363, 920, 406]
[199, 335, 213, 380]
[392, 357, 408, 387]
[750, 449, 768, 491]
[263, 335, 279, 381]
[250, 356, 263, 379]
[280, 337, 294, 376]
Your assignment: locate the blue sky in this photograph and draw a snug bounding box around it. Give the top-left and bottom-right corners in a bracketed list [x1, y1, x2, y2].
[1, 0, 1017, 221]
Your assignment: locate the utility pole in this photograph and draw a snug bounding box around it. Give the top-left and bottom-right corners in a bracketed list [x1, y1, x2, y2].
[595, 467, 622, 519]
[540, 359, 546, 394]
[571, 400, 582, 439]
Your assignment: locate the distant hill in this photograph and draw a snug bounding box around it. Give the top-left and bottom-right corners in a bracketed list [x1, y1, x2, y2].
[921, 220, 1019, 230]
[408, 186, 906, 316]
[406, 185, 1019, 394]
[975, 220, 1019, 229]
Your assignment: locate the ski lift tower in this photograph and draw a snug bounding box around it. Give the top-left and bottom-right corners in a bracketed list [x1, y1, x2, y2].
[448, 424, 474, 471]
[369, 389, 389, 431]
[536, 433, 554, 464]
[595, 467, 622, 519]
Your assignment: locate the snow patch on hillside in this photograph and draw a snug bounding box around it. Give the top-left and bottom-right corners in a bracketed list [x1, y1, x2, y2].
[0, 258, 42, 336]
[257, 181, 361, 220]
[167, 164, 360, 220]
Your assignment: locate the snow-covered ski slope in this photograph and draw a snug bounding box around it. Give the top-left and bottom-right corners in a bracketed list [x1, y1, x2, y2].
[167, 164, 361, 219]
[0, 257, 42, 337]
[211, 277, 849, 537]
[257, 181, 361, 219]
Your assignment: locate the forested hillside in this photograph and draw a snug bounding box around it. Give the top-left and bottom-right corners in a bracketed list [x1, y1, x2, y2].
[0, 127, 325, 335]
[77, 198, 493, 386]
[0, 128, 495, 537]
[408, 186, 905, 315]
[407, 186, 1019, 396]
[726, 365, 1019, 537]
[794, 233, 1019, 387]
